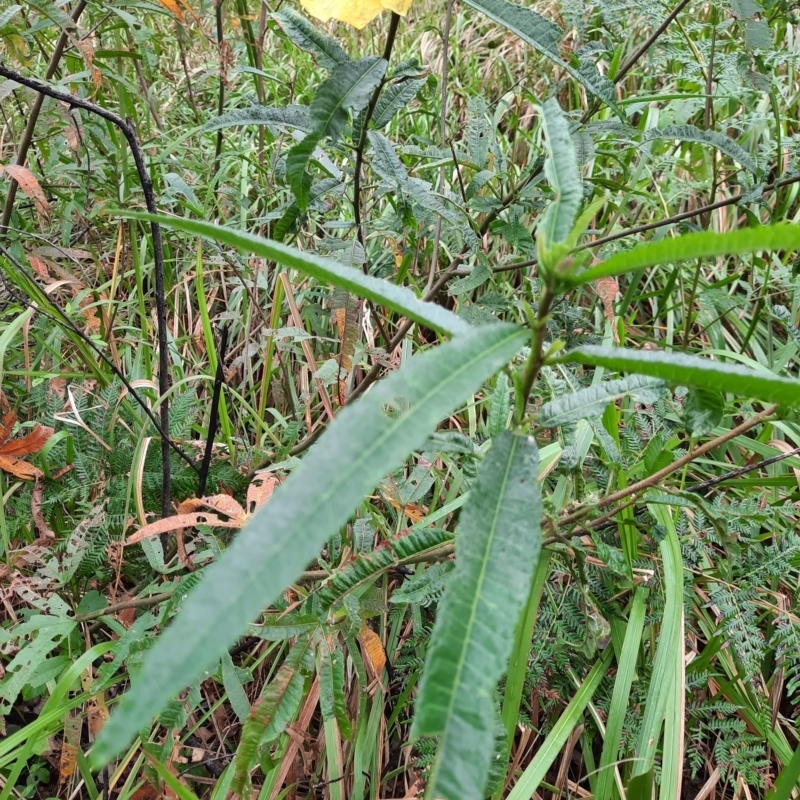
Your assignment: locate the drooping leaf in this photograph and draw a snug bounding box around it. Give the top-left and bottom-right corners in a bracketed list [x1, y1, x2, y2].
[570, 223, 800, 286]
[120, 213, 471, 337]
[91, 323, 527, 766]
[683, 388, 725, 438]
[272, 9, 349, 70]
[287, 57, 387, 209]
[556, 345, 800, 407]
[413, 431, 542, 800]
[200, 105, 313, 133]
[538, 97, 582, 248]
[459, 0, 622, 115]
[644, 124, 759, 175]
[537, 375, 667, 427]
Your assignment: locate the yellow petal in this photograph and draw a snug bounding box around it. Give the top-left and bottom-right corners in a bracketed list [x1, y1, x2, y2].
[300, 0, 386, 28]
[381, 0, 412, 15]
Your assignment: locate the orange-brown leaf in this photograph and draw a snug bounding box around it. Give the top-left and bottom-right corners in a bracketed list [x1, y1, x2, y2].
[58, 713, 82, 783]
[357, 624, 386, 674]
[246, 472, 280, 515]
[0, 164, 50, 220]
[127, 512, 242, 544]
[157, 0, 185, 21]
[0, 410, 16, 448]
[0, 424, 53, 456]
[0, 454, 42, 480]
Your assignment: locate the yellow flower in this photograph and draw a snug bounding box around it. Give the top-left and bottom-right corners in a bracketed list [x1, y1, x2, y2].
[300, 0, 412, 29]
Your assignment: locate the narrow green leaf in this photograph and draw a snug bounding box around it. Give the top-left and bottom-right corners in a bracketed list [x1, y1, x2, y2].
[272, 9, 349, 70]
[487, 372, 511, 439]
[90, 323, 527, 766]
[459, 0, 621, 114]
[538, 97, 582, 247]
[570, 223, 800, 286]
[120, 212, 471, 337]
[287, 56, 387, 209]
[201, 105, 313, 133]
[413, 431, 542, 800]
[594, 588, 647, 800]
[557, 345, 800, 407]
[644, 124, 759, 175]
[632, 504, 684, 778]
[221, 653, 251, 724]
[318, 637, 352, 739]
[505, 649, 613, 800]
[537, 375, 667, 427]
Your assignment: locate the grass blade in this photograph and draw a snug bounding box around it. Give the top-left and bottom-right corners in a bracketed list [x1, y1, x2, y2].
[506, 649, 614, 800]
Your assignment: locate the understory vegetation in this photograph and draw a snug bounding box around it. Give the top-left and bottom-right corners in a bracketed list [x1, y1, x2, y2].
[2, 0, 800, 797]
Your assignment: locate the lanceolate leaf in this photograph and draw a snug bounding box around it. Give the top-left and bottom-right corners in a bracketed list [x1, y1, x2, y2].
[538, 97, 582, 247]
[121, 213, 471, 337]
[272, 9, 349, 70]
[538, 375, 667, 427]
[370, 77, 426, 130]
[90, 323, 527, 766]
[287, 56, 387, 209]
[459, 0, 621, 115]
[644, 124, 759, 175]
[413, 431, 542, 800]
[201, 105, 313, 133]
[570, 223, 800, 286]
[556, 345, 800, 407]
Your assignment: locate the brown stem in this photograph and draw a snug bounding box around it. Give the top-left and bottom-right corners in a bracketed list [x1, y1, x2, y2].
[558, 404, 778, 531]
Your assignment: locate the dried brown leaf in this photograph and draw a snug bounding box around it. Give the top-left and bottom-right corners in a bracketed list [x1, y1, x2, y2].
[357, 624, 386, 675]
[0, 454, 42, 480]
[247, 472, 280, 515]
[32, 477, 55, 540]
[157, 0, 185, 21]
[0, 423, 53, 456]
[0, 164, 50, 220]
[127, 512, 241, 544]
[58, 713, 82, 784]
[0, 410, 16, 448]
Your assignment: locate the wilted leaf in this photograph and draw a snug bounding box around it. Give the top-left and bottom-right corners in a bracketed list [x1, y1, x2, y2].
[357, 623, 386, 674]
[0, 164, 50, 220]
[0, 454, 43, 480]
[156, 0, 185, 21]
[0, 423, 53, 456]
[246, 472, 281, 515]
[58, 713, 82, 783]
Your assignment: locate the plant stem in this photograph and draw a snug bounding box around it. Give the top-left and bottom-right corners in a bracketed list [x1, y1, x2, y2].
[515, 287, 555, 425]
[0, 65, 174, 520]
[352, 12, 401, 256]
